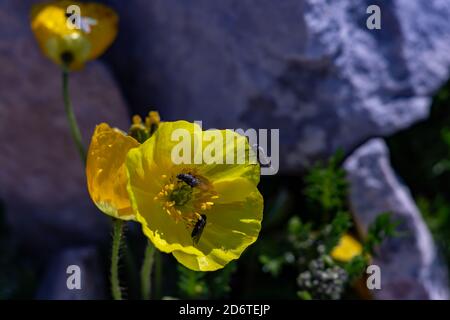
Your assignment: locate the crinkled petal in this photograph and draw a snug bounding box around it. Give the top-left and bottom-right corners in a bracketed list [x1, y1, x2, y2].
[86, 123, 139, 220]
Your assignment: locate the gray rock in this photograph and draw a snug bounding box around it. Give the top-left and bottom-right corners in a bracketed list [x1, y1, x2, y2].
[0, 0, 130, 254]
[36, 246, 106, 300]
[104, 0, 450, 169]
[344, 138, 449, 300]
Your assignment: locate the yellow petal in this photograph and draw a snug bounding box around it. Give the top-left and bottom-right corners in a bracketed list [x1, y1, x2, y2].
[30, 1, 118, 70]
[172, 178, 263, 271]
[196, 129, 260, 185]
[331, 234, 363, 262]
[152, 121, 260, 183]
[126, 138, 204, 257]
[86, 123, 139, 220]
[151, 121, 203, 171]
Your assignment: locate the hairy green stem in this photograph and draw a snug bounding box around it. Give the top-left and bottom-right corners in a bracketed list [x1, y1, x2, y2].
[62, 69, 86, 163]
[62, 67, 126, 300]
[111, 219, 123, 300]
[140, 241, 156, 300]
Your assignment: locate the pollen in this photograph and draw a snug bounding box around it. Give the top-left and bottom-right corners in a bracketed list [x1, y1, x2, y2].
[153, 171, 217, 226]
[200, 202, 214, 211]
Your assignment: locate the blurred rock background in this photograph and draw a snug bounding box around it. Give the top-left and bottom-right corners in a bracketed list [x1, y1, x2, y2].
[0, 0, 449, 299]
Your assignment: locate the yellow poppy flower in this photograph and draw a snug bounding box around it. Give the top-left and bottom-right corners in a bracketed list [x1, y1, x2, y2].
[30, 1, 118, 70]
[86, 123, 140, 220]
[331, 234, 363, 262]
[86, 113, 161, 220]
[125, 121, 263, 271]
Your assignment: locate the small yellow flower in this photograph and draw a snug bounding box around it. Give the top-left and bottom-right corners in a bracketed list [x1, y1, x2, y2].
[86, 112, 161, 220]
[30, 1, 118, 70]
[125, 121, 263, 271]
[331, 234, 363, 262]
[86, 123, 139, 220]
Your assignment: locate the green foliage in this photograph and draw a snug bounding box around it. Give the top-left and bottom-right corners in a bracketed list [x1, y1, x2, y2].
[287, 216, 313, 251]
[297, 290, 312, 300]
[442, 127, 450, 148]
[304, 150, 347, 214]
[177, 265, 209, 299]
[418, 196, 450, 232]
[344, 213, 398, 281]
[259, 255, 286, 277]
[344, 255, 367, 282]
[321, 212, 352, 253]
[418, 196, 450, 271]
[436, 84, 450, 104]
[363, 213, 399, 254]
[259, 151, 398, 300]
[208, 263, 236, 299]
[387, 80, 450, 199]
[433, 128, 450, 176]
[386, 79, 450, 283]
[177, 262, 237, 299]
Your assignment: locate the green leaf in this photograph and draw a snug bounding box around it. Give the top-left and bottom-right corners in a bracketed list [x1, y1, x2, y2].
[304, 150, 348, 214]
[363, 212, 399, 254]
[297, 290, 312, 300]
[321, 211, 352, 253]
[259, 255, 285, 277]
[344, 255, 367, 282]
[177, 265, 209, 299]
[208, 262, 236, 299]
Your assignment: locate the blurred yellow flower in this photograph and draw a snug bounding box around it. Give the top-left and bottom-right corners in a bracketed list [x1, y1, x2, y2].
[331, 234, 363, 262]
[86, 113, 160, 220]
[30, 0, 118, 70]
[125, 121, 263, 271]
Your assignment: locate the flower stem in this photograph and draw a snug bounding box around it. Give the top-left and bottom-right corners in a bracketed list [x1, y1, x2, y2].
[62, 68, 86, 163]
[140, 241, 156, 300]
[111, 218, 123, 300]
[61, 67, 126, 300]
[154, 251, 163, 299]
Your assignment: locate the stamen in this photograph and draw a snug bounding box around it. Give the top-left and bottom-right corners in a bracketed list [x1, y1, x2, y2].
[154, 171, 217, 227]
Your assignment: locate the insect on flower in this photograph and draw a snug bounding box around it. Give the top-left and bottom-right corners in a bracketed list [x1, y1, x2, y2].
[191, 214, 207, 245]
[126, 121, 263, 271]
[177, 173, 201, 188]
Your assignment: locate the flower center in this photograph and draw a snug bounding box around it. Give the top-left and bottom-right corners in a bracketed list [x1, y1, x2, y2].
[169, 184, 193, 207]
[154, 170, 218, 227]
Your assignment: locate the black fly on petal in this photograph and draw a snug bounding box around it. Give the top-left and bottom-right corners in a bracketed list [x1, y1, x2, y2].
[191, 214, 207, 245]
[177, 173, 201, 188]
